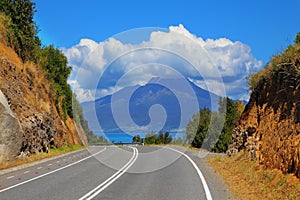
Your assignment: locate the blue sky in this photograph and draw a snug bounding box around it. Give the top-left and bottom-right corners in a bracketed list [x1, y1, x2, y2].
[34, 0, 300, 64]
[32, 0, 300, 103]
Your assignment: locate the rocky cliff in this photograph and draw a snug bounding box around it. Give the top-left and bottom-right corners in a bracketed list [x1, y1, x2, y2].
[228, 39, 300, 178]
[0, 90, 23, 162]
[0, 42, 88, 163]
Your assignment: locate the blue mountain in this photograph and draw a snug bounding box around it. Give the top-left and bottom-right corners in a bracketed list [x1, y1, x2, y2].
[81, 77, 220, 133]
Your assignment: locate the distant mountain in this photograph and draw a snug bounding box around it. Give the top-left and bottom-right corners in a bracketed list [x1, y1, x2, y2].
[81, 77, 220, 133]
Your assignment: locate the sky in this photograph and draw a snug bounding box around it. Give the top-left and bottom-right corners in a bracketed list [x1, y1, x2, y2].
[32, 0, 300, 102]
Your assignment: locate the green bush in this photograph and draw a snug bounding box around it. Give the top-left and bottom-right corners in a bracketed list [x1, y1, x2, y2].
[248, 32, 300, 92]
[0, 0, 101, 144]
[186, 97, 244, 152]
[0, 0, 41, 62]
[143, 131, 172, 145]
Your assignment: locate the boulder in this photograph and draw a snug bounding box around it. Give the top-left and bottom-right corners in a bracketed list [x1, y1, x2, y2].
[0, 90, 23, 162]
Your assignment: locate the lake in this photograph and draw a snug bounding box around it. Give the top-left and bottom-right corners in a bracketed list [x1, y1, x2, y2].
[95, 132, 185, 143]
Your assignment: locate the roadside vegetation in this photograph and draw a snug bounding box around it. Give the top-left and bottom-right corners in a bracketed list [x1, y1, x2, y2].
[0, 0, 103, 144]
[144, 131, 173, 145]
[132, 131, 173, 145]
[247, 32, 300, 93]
[208, 151, 300, 200]
[186, 97, 244, 152]
[209, 33, 300, 199]
[0, 145, 85, 170]
[134, 97, 244, 149]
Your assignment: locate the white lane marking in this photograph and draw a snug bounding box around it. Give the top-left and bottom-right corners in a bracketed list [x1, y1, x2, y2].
[6, 176, 14, 179]
[56, 161, 60, 163]
[79, 147, 138, 200]
[23, 171, 30, 174]
[37, 167, 42, 170]
[48, 164, 52, 166]
[165, 147, 213, 200]
[0, 147, 107, 193]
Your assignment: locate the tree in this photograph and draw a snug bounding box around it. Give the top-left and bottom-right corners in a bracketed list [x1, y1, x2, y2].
[145, 131, 156, 144]
[0, 0, 41, 62]
[186, 98, 244, 152]
[294, 32, 300, 45]
[0, 0, 101, 146]
[132, 135, 141, 143]
[72, 94, 107, 144]
[163, 131, 172, 144]
[144, 131, 173, 145]
[156, 131, 164, 144]
[187, 108, 211, 148]
[213, 98, 244, 152]
[39, 45, 73, 119]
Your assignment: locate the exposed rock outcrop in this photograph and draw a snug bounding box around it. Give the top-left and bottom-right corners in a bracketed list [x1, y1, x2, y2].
[0, 90, 23, 162]
[65, 115, 88, 146]
[0, 43, 88, 161]
[227, 67, 300, 178]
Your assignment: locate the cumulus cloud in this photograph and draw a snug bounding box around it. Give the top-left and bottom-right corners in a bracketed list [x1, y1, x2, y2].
[62, 24, 262, 102]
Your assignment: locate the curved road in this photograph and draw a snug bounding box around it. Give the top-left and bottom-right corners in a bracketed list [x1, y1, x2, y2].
[0, 146, 233, 200]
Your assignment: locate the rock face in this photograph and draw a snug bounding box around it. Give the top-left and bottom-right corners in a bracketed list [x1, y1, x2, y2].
[227, 68, 300, 178]
[0, 90, 23, 162]
[0, 43, 88, 162]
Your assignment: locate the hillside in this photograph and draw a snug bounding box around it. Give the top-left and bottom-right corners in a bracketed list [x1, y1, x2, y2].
[228, 33, 300, 178]
[0, 1, 91, 163]
[0, 41, 88, 162]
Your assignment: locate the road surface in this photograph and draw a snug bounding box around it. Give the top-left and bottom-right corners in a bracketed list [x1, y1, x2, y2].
[0, 146, 234, 200]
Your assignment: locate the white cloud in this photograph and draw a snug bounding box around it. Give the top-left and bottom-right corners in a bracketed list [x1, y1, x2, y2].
[62, 24, 262, 102]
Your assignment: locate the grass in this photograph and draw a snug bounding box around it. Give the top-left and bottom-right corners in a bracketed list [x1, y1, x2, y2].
[0, 145, 85, 170]
[0, 39, 22, 67]
[208, 151, 300, 200]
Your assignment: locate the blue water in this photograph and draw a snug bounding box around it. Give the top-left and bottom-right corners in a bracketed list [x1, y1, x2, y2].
[95, 132, 185, 143]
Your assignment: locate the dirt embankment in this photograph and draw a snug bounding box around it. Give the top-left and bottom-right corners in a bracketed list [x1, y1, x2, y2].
[228, 67, 300, 178]
[0, 42, 87, 162]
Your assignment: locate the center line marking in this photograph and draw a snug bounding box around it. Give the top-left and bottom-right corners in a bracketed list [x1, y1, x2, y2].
[23, 171, 30, 174]
[7, 176, 14, 179]
[79, 147, 138, 200]
[48, 164, 52, 166]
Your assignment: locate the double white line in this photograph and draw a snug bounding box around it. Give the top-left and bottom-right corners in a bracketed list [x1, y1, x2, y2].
[79, 147, 139, 200]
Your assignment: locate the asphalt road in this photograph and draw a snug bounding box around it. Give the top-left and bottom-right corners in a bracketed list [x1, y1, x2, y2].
[0, 146, 234, 200]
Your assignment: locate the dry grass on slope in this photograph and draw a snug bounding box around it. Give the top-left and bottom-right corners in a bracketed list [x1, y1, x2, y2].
[0, 41, 22, 67]
[208, 151, 300, 200]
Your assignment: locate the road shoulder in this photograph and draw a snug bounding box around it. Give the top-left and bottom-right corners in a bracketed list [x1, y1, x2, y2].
[0, 148, 87, 176]
[184, 149, 237, 200]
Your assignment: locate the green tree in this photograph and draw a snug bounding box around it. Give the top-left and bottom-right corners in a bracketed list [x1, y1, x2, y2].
[145, 131, 156, 144]
[186, 108, 211, 148]
[39, 45, 72, 119]
[0, 0, 40, 62]
[72, 94, 107, 144]
[132, 135, 141, 143]
[186, 98, 244, 152]
[163, 131, 172, 144]
[144, 131, 173, 145]
[156, 131, 164, 144]
[0, 0, 101, 146]
[213, 98, 244, 152]
[294, 32, 300, 45]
